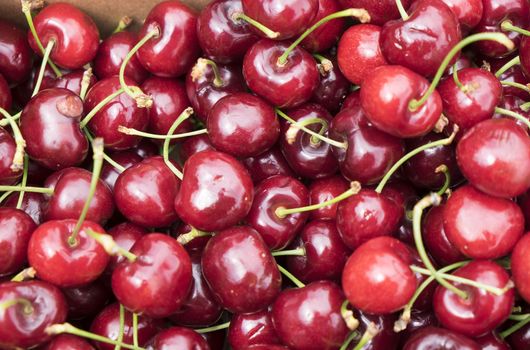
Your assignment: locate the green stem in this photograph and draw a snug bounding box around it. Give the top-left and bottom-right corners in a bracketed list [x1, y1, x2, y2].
[0, 108, 26, 171]
[501, 20, 530, 36]
[409, 33, 514, 111]
[495, 107, 530, 130]
[114, 304, 125, 350]
[163, 107, 194, 180]
[231, 12, 279, 39]
[313, 54, 333, 75]
[0, 111, 21, 128]
[501, 315, 530, 339]
[32, 40, 55, 97]
[80, 88, 125, 127]
[0, 185, 52, 194]
[132, 313, 139, 348]
[195, 321, 230, 334]
[118, 127, 207, 140]
[192, 58, 223, 87]
[500, 80, 530, 93]
[395, 0, 409, 20]
[271, 247, 306, 257]
[341, 300, 360, 330]
[285, 117, 329, 146]
[176, 227, 212, 245]
[0, 191, 13, 204]
[16, 155, 29, 209]
[339, 332, 360, 350]
[0, 298, 34, 314]
[84, 130, 126, 173]
[10, 267, 36, 282]
[86, 229, 137, 262]
[79, 67, 93, 101]
[452, 64, 464, 90]
[520, 101, 530, 112]
[435, 164, 451, 196]
[277, 264, 305, 288]
[113, 16, 133, 34]
[352, 323, 379, 350]
[495, 56, 520, 78]
[509, 313, 530, 321]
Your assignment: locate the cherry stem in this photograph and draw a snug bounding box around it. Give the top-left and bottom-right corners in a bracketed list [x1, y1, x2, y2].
[163, 107, 194, 180]
[313, 53, 333, 75]
[500, 80, 530, 93]
[0, 191, 13, 204]
[79, 67, 93, 101]
[341, 300, 360, 331]
[375, 128, 458, 193]
[435, 164, 451, 196]
[339, 331, 360, 350]
[16, 155, 29, 209]
[113, 16, 133, 34]
[86, 229, 137, 263]
[271, 247, 306, 257]
[285, 117, 329, 146]
[21, 0, 62, 77]
[176, 227, 212, 245]
[0, 107, 26, 171]
[115, 304, 125, 350]
[191, 58, 223, 87]
[509, 313, 530, 321]
[452, 64, 464, 90]
[84, 131, 126, 173]
[501, 315, 530, 339]
[132, 312, 139, 348]
[119, 28, 160, 108]
[501, 20, 530, 36]
[118, 126, 207, 140]
[409, 32, 514, 111]
[520, 101, 530, 112]
[275, 181, 361, 218]
[231, 12, 279, 39]
[80, 88, 125, 127]
[0, 298, 34, 314]
[277, 8, 370, 66]
[276, 108, 347, 149]
[277, 264, 305, 288]
[11, 267, 36, 282]
[68, 138, 104, 246]
[352, 323, 379, 350]
[495, 107, 530, 130]
[0, 185, 52, 195]
[395, 0, 409, 20]
[0, 111, 21, 128]
[46, 323, 145, 350]
[32, 40, 55, 97]
[495, 56, 520, 78]
[195, 321, 230, 334]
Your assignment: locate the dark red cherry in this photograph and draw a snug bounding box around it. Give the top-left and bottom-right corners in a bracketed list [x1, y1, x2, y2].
[3, 192, 46, 225]
[0, 20, 33, 84]
[336, 189, 403, 250]
[342, 236, 417, 314]
[510, 233, 530, 304]
[0, 208, 36, 277]
[146, 327, 209, 350]
[137, 1, 200, 77]
[202, 330, 225, 350]
[241, 0, 318, 40]
[271, 281, 349, 350]
[228, 310, 281, 350]
[302, 0, 346, 52]
[338, 0, 411, 25]
[84, 76, 149, 150]
[106, 222, 146, 271]
[399, 310, 439, 347]
[403, 327, 480, 350]
[341, 89, 361, 111]
[287, 220, 350, 283]
[337, 24, 387, 85]
[94, 31, 149, 83]
[0, 74, 11, 111]
[488, 55, 530, 100]
[242, 145, 295, 184]
[208, 93, 280, 157]
[311, 57, 350, 114]
[20, 88, 88, 170]
[243, 39, 320, 108]
[202, 226, 281, 313]
[179, 135, 216, 163]
[29, 3, 99, 69]
[494, 95, 530, 130]
[507, 320, 530, 350]
[360, 65, 443, 138]
[433, 260, 514, 337]
[246, 345, 289, 350]
[112, 233, 192, 318]
[50, 69, 97, 96]
[100, 150, 143, 191]
[41, 334, 95, 350]
[519, 191, 530, 230]
[0, 127, 22, 185]
[353, 310, 402, 350]
[28, 220, 110, 287]
[90, 303, 160, 350]
[456, 118, 530, 198]
[246, 175, 309, 250]
[308, 175, 349, 221]
[171, 222, 212, 252]
[114, 156, 180, 228]
[440, 0, 483, 31]
[0, 280, 67, 349]
[62, 279, 110, 320]
[174, 150, 253, 232]
[475, 332, 510, 350]
[134, 139, 162, 159]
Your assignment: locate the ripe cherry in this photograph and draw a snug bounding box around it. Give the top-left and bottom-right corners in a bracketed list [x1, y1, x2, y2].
[106, 222, 146, 272]
[3, 192, 45, 225]
[338, 0, 411, 25]
[100, 150, 143, 191]
[50, 69, 97, 96]
[311, 57, 350, 114]
[301, 0, 346, 52]
[179, 135, 216, 163]
[228, 310, 281, 350]
[440, 0, 483, 32]
[0, 20, 33, 85]
[41, 334, 95, 350]
[62, 279, 110, 320]
[307, 175, 349, 221]
[145, 327, 209, 350]
[242, 145, 295, 184]
[0, 208, 36, 277]
[403, 326, 480, 350]
[510, 233, 530, 304]
[0, 128, 22, 185]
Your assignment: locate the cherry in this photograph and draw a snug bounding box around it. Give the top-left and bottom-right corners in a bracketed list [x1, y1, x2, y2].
[488, 56, 530, 100]
[311, 57, 350, 114]
[433, 260, 514, 337]
[28, 3, 99, 70]
[201, 226, 281, 314]
[440, 0, 483, 32]
[246, 175, 309, 250]
[100, 150, 143, 191]
[519, 191, 530, 230]
[0, 280, 68, 349]
[51, 69, 97, 96]
[494, 95, 530, 130]
[342, 236, 417, 314]
[403, 326, 481, 350]
[3, 192, 46, 225]
[271, 281, 348, 350]
[246, 345, 289, 350]
[133, 140, 161, 159]
[20, 88, 88, 170]
[208, 93, 280, 157]
[137, 1, 200, 77]
[507, 321, 530, 350]
[510, 233, 530, 304]
[106, 222, 146, 272]
[228, 310, 281, 350]
[0, 127, 22, 185]
[0, 20, 33, 85]
[302, 0, 346, 52]
[94, 31, 149, 83]
[242, 145, 295, 184]
[171, 223, 212, 252]
[179, 135, 216, 163]
[114, 156, 180, 228]
[398, 310, 439, 347]
[307, 175, 349, 221]
[174, 150, 253, 232]
[352, 310, 402, 350]
[40, 334, 95, 350]
[475, 332, 510, 350]
[0, 74, 11, 111]
[0, 208, 36, 277]
[456, 118, 530, 198]
[146, 327, 209, 350]
[341, 89, 361, 110]
[62, 279, 110, 320]
[338, 0, 411, 25]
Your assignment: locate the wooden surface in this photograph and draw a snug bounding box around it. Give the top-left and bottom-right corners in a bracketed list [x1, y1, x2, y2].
[1, 0, 212, 36]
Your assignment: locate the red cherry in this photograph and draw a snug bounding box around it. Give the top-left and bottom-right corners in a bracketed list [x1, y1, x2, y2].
[106, 222, 146, 272]
[403, 326, 481, 350]
[179, 135, 216, 163]
[3, 192, 46, 225]
[301, 0, 346, 52]
[440, 0, 483, 31]
[338, 0, 411, 25]
[242, 145, 295, 184]
[145, 327, 209, 350]
[510, 233, 530, 304]
[0, 208, 36, 277]
[0, 127, 22, 185]
[62, 279, 110, 320]
[50, 69, 97, 96]
[308, 175, 349, 221]
[41, 334, 95, 350]
[0, 20, 33, 85]
[475, 332, 511, 350]
[100, 150, 143, 191]
[311, 57, 350, 114]
[228, 310, 281, 350]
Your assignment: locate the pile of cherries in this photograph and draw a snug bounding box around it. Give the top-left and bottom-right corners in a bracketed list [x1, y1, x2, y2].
[2, 0, 530, 348]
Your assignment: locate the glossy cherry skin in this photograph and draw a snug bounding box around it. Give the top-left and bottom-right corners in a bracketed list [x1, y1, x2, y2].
[100, 150, 143, 191]
[208, 93, 280, 157]
[28, 220, 109, 287]
[508, 321, 530, 350]
[0, 281, 68, 349]
[0, 74, 11, 111]
[85, 76, 149, 150]
[473, 0, 529, 57]
[20, 88, 88, 170]
[134, 139, 160, 159]
[495, 95, 530, 131]
[311, 58, 350, 114]
[443, 184, 524, 259]
[440, 0, 483, 32]
[510, 233, 530, 304]
[228, 310, 281, 350]
[146, 327, 209, 350]
[242, 0, 318, 40]
[137, 1, 200, 77]
[45, 167, 115, 224]
[308, 175, 349, 221]
[280, 103, 338, 179]
[51, 69, 97, 96]
[0, 127, 22, 185]
[287, 220, 350, 283]
[0, 208, 36, 276]
[433, 260, 514, 337]
[336, 189, 403, 250]
[457, 118, 530, 198]
[41, 334, 95, 350]
[112, 233, 192, 318]
[302, 0, 345, 52]
[342, 236, 417, 314]
[3, 192, 46, 225]
[437, 68, 502, 130]
[246, 175, 309, 250]
[0, 20, 32, 85]
[197, 0, 259, 63]
[94, 31, 149, 83]
[352, 310, 401, 350]
[243, 39, 320, 108]
[398, 310, 439, 347]
[179, 134, 216, 163]
[202, 226, 281, 313]
[29, 3, 99, 69]
[174, 150, 253, 232]
[360, 65, 443, 138]
[520, 37, 530, 80]
[114, 156, 180, 228]
[246, 346, 289, 350]
[242, 145, 295, 184]
[337, 24, 387, 85]
[90, 303, 160, 350]
[271, 281, 348, 350]
[170, 252, 222, 327]
[475, 332, 510, 350]
[62, 279, 110, 320]
[172, 222, 212, 252]
[338, 0, 411, 25]
[403, 327, 480, 350]
[106, 222, 146, 271]
[186, 61, 245, 122]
